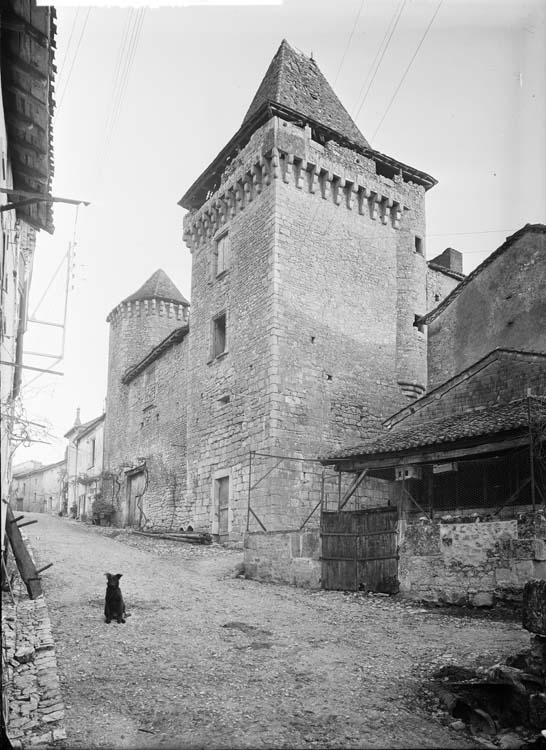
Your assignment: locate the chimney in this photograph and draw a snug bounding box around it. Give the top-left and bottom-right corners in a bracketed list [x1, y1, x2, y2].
[74, 407, 81, 427]
[430, 247, 463, 275]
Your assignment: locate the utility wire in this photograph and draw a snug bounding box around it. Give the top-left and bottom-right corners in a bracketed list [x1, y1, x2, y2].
[334, 0, 366, 85]
[56, 8, 92, 116]
[353, 0, 407, 121]
[372, 0, 444, 140]
[55, 9, 81, 86]
[101, 10, 136, 157]
[98, 9, 146, 179]
[427, 228, 516, 237]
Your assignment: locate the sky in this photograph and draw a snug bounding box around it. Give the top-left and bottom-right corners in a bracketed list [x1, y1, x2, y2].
[15, 0, 546, 467]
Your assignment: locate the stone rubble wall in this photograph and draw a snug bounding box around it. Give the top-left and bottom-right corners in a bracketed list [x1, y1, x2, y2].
[398, 511, 546, 606]
[2, 541, 66, 747]
[244, 529, 321, 589]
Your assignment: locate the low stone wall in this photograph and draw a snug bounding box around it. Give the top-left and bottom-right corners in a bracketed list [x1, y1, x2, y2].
[398, 511, 546, 606]
[243, 528, 321, 588]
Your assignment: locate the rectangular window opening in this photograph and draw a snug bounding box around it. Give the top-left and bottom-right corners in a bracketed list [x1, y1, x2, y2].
[215, 233, 230, 276]
[414, 236, 424, 255]
[413, 314, 425, 333]
[212, 313, 227, 358]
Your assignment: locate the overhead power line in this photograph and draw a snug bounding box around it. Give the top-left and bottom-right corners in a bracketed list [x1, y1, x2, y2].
[353, 0, 407, 122]
[55, 9, 81, 85]
[372, 0, 444, 140]
[56, 8, 92, 116]
[334, 0, 366, 85]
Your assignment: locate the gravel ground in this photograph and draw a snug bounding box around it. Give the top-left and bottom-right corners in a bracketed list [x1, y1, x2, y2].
[24, 513, 529, 750]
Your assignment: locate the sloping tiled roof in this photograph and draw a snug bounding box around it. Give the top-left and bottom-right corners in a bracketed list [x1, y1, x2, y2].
[122, 325, 189, 385]
[323, 398, 545, 462]
[243, 39, 370, 150]
[421, 224, 546, 325]
[122, 269, 189, 307]
[64, 413, 104, 440]
[385, 348, 546, 429]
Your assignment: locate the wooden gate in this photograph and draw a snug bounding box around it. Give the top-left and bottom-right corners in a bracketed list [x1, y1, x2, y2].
[321, 507, 399, 592]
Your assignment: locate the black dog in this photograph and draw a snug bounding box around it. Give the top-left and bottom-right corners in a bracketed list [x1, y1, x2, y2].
[104, 573, 126, 624]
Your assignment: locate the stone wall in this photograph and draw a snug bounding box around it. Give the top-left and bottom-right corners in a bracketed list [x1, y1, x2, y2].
[183, 115, 430, 540]
[398, 511, 546, 606]
[428, 228, 546, 388]
[103, 329, 191, 531]
[244, 528, 321, 588]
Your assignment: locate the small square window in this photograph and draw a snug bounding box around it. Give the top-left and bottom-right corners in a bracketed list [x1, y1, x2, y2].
[212, 313, 227, 358]
[215, 233, 230, 276]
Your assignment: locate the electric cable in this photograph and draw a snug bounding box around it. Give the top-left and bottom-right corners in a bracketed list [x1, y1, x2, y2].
[372, 0, 444, 140]
[56, 8, 92, 116]
[334, 0, 366, 85]
[353, 0, 407, 122]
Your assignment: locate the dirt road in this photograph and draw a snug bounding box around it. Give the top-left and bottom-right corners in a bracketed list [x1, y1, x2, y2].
[25, 513, 528, 749]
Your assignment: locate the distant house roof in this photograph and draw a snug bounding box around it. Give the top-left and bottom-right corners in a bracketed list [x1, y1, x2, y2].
[322, 397, 544, 465]
[12, 458, 65, 479]
[421, 224, 546, 325]
[179, 40, 436, 210]
[122, 269, 189, 307]
[243, 39, 370, 150]
[74, 413, 105, 442]
[64, 413, 104, 440]
[122, 325, 189, 385]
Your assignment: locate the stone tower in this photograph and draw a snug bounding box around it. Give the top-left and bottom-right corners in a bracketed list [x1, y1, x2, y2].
[180, 40, 436, 540]
[103, 269, 189, 485]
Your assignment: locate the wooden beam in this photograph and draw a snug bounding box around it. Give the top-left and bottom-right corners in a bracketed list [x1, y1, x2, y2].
[4, 51, 49, 84]
[2, 10, 51, 48]
[10, 156, 49, 184]
[5, 109, 46, 137]
[3, 81, 47, 111]
[332, 436, 530, 472]
[4, 504, 42, 599]
[4, 132, 48, 157]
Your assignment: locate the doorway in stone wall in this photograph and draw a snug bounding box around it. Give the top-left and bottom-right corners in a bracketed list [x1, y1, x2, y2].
[127, 471, 145, 528]
[214, 475, 230, 542]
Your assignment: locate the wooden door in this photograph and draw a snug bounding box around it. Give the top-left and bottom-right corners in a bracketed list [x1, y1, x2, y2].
[217, 477, 229, 542]
[127, 472, 145, 528]
[321, 507, 398, 592]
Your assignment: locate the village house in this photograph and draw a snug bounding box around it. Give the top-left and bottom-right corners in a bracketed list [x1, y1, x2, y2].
[0, 1, 56, 545]
[255, 225, 545, 603]
[101, 40, 463, 539]
[98, 40, 543, 606]
[10, 458, 65, 514]
[64, 409, 105, 521]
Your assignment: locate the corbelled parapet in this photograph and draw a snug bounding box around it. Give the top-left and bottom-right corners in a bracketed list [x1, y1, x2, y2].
[106, 298, 189, 325]
[182, 118, 418, 253]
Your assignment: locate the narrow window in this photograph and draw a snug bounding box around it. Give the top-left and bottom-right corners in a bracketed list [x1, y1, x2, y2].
[89, 438, 96, 468]
[215, 233, 230, 276]
[143, 363, 157, 404]
[414, 236, 423, 255]
[212, 313, 227, 358]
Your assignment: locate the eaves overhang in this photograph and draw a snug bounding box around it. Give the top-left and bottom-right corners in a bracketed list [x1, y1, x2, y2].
[178, 100, 437, 211]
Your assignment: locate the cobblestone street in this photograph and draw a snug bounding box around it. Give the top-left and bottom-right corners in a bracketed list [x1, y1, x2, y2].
[21, 513, 529, 749]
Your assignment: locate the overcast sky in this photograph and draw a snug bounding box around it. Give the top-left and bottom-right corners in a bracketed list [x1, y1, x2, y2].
[15, 0, 546, 467]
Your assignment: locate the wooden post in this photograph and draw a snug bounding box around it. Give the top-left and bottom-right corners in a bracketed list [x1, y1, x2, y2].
[4, 504, 42, 599]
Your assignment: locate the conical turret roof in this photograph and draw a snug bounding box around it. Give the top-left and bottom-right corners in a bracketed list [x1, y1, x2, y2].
[243, 39, 370, 150]
[122, 269, 189, 307]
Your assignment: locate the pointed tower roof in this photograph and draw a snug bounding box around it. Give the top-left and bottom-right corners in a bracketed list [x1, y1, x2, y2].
[179, 41, 436, 210]
[243, 40, 369, 150]
[122, 269, 189, 307]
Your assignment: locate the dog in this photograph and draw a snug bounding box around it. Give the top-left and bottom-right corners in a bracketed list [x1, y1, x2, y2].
[104, 573, 126, 624]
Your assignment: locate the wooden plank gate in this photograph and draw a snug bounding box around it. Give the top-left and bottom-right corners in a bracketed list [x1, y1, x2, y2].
[321, 506, 399, 593]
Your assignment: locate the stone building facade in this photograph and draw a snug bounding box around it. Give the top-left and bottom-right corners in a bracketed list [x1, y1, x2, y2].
[102, 270, 191, 529]
[11, 459, 65, 514]
[103, 40, 461, 539]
